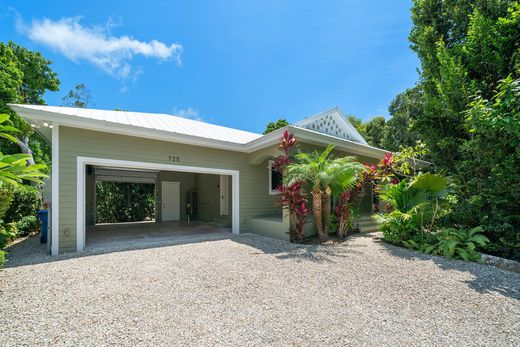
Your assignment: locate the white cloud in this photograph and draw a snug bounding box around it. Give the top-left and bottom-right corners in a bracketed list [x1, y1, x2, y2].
[172, 107, 203, 121]
[18, 16, 182, 82]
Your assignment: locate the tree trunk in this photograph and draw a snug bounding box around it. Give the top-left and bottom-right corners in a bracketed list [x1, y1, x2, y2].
[312, 190, 326, 242]
[321, 187, 331, 236]
[16, 134, 36, 166]
[16, 134, 44, 208]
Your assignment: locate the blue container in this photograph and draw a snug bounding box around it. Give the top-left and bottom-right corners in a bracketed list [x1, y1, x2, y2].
[38, 210, 48, 244]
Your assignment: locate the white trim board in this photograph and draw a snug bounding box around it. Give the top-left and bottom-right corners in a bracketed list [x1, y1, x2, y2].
[51, 125, 59, 256]
[76, 157, 240, 252]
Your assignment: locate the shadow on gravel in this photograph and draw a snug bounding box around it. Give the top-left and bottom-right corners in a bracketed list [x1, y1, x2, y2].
[2, 233, 233, 269]
[378, 236, 520, 301]
[231, 233, 364, 263]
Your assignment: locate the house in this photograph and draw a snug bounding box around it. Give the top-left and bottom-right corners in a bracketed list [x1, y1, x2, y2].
[9, 104, 388, 255]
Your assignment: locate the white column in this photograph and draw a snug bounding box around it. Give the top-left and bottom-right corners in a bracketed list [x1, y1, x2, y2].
[51, 125, 59, 256]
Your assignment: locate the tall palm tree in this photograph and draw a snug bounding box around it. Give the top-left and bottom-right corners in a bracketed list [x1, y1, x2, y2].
[322, 156, 364, 234]
[285, 146, 363, 241]
[285, 145, 334, 241]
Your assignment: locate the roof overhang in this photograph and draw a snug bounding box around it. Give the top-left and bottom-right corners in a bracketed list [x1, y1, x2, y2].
[9, 104, 395, 160]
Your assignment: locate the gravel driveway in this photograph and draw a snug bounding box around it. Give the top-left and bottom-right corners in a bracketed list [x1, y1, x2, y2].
[1, 232, 519, 346]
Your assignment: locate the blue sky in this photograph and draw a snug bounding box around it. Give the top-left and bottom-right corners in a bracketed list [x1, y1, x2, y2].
[0, 0, 419, 133]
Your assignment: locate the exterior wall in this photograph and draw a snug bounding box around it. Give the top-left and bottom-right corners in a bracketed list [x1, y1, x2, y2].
[58, 126, 278, 253]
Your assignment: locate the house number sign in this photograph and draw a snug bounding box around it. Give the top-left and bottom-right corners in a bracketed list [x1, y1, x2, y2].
[169, 155, 181, 162]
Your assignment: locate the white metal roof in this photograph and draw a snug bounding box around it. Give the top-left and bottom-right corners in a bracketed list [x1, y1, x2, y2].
[8, 104, 390, 159]
[9, 104, 261, 145]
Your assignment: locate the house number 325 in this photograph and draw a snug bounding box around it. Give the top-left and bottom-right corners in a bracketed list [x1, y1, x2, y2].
[169, 155, 180, 162]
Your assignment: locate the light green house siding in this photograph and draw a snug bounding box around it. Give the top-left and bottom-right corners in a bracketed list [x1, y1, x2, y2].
[57, 126, 381, 253]
[58, 126, 278, 253]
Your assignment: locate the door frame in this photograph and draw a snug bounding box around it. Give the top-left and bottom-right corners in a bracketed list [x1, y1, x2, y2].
[76, 157, 240, 252]
[161, 181, 181, 221]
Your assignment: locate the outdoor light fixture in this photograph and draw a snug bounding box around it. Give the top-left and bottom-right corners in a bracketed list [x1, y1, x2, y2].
[49, 125, 54, 129]
[43, 122, 49, 127]
[30, 124, 36, 127]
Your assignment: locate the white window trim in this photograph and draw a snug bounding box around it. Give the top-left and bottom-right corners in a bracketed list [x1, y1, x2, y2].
[268, 160, 281, 195]
[76, 157, 240, 252]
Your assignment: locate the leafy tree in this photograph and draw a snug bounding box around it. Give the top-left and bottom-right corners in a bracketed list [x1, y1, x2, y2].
[62, 83, 91, 108]
[364, 116, 386, 148]
[0, 114, 47, 186]
[383, 86, 422, 152]
[408, 0, 518, 170]
[403, 1, 520, 260]
[347, 115, 367, 139]
[263, 118, 289, 134]
[456, 76, 520, 260]
[0, 41, 60, 167]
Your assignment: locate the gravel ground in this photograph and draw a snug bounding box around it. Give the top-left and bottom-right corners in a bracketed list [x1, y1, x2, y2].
[0, 232, 519, 346]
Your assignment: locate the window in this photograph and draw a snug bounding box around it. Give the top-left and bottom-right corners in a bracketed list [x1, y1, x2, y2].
[268, 160, 282, 195]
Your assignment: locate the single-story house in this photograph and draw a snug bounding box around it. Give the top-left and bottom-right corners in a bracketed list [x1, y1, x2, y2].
[9, 104, 388, 255]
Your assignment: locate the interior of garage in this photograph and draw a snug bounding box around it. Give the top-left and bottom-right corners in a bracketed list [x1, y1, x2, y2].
[84, 165, 232, 247]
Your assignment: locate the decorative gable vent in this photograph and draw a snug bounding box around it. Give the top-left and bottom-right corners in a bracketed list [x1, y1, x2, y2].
[294, 107, 368, 145]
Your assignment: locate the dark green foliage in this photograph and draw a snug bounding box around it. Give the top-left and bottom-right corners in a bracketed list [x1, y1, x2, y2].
[96, 182, 156, 223]
[455, 76, 520, 260]
[263, 118, 289, 134]
[3, 185, 40, 225]
[0, 41, 60, 166]
[15, 215, 38, 237]
[364, 117, 386, 148]
[394, 1, 520, 260]
[408, 1, 519, 170]
[0, 186, 14, 219]
[404, 227, 490, 262]
[383, 86, 422, 152]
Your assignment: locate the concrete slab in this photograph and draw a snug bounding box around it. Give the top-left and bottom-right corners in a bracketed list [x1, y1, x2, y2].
[86, 221, 230, 249]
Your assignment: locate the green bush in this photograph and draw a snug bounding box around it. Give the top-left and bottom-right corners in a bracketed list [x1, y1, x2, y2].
[0, 222, 17, 249]
[16, 215, 39, 236]
[403, 227, 490, 262]
[3, 185, 40, 225]
[0, 185, 14, 219]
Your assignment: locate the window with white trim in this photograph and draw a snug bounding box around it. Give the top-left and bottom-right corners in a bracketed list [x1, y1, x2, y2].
[268, 160, 282, 195]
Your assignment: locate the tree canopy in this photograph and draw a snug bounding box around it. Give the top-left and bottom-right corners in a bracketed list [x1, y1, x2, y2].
[0, 41, 60, 168]
[263, 118, 289, 134]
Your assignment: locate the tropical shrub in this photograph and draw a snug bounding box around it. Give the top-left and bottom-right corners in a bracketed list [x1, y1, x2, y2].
[277, 181, 310, 243]
[0, 185, 14, 219]
[3, 184, 39, 224]
[374, 172, 451, 244]
[15, 215, 38, 237]
[404, 227, 490, 262]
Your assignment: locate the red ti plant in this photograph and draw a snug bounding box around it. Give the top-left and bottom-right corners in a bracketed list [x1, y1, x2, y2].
[272, 130, 296, 173]
[350, 163, 377, 206]
[377, 152, 400, 184]
[277, 181, 310, 242]
[334, 191, 352, 238]
[273, 131, 309, 242]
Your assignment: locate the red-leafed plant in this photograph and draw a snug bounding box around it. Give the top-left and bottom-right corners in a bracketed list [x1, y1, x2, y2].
[277, 181, 310, 242]
[273, 131, 309, 242]
[334, 191, 352, 238]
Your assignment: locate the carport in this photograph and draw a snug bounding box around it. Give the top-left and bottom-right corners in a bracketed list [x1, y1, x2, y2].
[78, 157, 239, 251]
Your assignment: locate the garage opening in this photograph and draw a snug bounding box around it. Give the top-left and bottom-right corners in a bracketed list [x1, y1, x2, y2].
[84, 164, 233, 249]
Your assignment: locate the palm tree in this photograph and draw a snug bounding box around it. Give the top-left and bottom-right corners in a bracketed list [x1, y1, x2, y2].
[323, 156, 364, 234]
[285, 146, 363, 241]
[285, 145, 333, 241]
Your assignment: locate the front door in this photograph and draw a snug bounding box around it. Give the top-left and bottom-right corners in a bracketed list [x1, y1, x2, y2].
[220, 175, 229, 216]
[161, 181, 180, 221]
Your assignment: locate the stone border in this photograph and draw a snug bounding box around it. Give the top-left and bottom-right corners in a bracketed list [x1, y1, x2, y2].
[480, 253, 520, 273]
